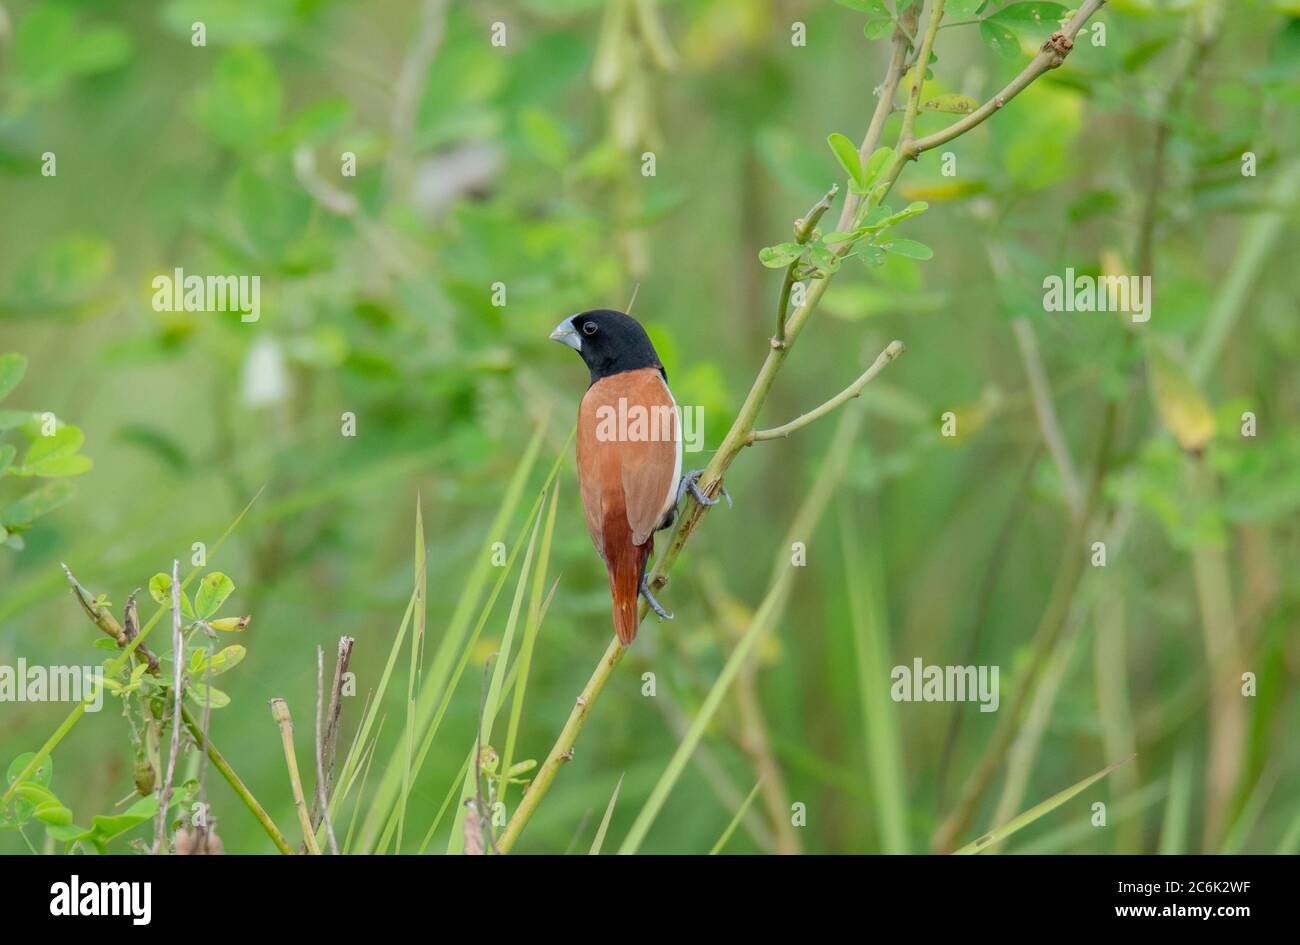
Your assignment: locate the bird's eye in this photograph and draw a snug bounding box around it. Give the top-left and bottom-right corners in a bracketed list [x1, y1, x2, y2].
[582, 321, 598, 336]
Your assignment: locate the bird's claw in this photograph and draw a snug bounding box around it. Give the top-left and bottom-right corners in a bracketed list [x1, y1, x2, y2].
[640, 575, 673, 621]
[678, 469, 731, 509]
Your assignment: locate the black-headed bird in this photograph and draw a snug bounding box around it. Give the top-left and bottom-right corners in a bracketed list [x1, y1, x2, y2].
[550, 309, 720, 644]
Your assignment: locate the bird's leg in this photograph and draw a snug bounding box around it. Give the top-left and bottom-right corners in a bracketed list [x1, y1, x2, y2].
[640, 572, 673, 621]
[677, 469, 732, 509]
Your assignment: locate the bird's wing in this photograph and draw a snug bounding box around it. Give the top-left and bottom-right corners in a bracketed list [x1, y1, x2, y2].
[616, 369, 680, 546]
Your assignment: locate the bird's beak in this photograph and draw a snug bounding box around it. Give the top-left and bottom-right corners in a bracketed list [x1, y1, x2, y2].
[549, 318, 581, 351]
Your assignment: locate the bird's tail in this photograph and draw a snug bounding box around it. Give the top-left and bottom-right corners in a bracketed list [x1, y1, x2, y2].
[609, 538, 651, 645]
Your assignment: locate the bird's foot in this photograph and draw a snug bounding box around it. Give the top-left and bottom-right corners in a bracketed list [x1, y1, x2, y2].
[677, 469, 732, 509]
[640, 574, 673, 621]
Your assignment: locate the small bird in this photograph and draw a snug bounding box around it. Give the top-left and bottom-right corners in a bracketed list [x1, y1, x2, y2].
[550, 309, 720, 644]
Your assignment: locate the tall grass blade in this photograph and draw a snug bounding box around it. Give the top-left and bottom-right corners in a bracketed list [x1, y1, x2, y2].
[953, 755, 1135, 854]
[709, 779, 764, 855]
[588, 773, 625, 855]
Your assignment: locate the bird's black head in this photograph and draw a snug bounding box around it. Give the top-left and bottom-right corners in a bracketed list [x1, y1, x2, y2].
[549, 309, 664, 385]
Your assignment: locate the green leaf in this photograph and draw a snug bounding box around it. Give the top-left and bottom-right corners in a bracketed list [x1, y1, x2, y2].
[187, 683, 231, 709]
[193, 644, 246, 677]
[880, 238, 934, 260]
[7, 752, 52, 787]
[990, 3, 1067, 25]
[827, 132, 865, 189]
[148, 572, 196, 619]
[2, 481, 74, 527]
[21, 425, 84, 474]
[979, 19, 1022, 60]
[0, 445, 15, 477]
[863, 17, 895, 40]
[194, 571, 235, 619]
[954, 756, 1134, 854]
[857, 244, 888, 267]
[46, 823, 92, 843]
[864, 201, 930, 232]
[34, 801, 74, 826]
[808, 244, 842, 274]
[758, 243, 804, 268]
[0, 354, 26, 403]
[924, 93, 979, 114]
[822, 231, 859, 245]
[861, 146, 895, 190]
[89, 795, 159, 842]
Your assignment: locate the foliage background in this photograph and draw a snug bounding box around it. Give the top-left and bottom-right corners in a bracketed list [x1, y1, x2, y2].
[1, 0, 1298, 854]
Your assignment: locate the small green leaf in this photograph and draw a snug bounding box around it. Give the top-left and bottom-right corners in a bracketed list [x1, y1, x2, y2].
[0, 444, 15, 477]
[979, 19, 1022, 60]
[827, 132, 865, 188]
[0, 354, 26, 403]
[7, 752, 52, 787]
[822, 231, 858, 245]
[34, 801, 74, 826]
[194, 571, 235, 619]
[22, 425, 83, 471]
[147, 572, 195, 619]
[880, 238, 934, 260]
[808, 244, 842, 274]
[863, 17, 894, 40]
[46, 822, 92, 843]
[758, 243, 804, 268]
[193, 644, 246, 677]
[89, 794, 159, 842]
[862, 146, 895, 190]
[187, 683, 231, 709]
[857, 245, 888, 267]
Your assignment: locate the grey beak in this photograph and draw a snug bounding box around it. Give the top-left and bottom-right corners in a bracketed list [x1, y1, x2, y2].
[549, 318, 581, 352]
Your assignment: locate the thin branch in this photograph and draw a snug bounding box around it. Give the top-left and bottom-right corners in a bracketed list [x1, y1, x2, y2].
[271, 697, 321, 855]
[899, 0, 946, 146]
[314, 646, 340, 854]
[909, 1, 1107, 157]
[311, 635, 354, 834]
[749, 340, 903, 442]
[777, 184, 840, 343]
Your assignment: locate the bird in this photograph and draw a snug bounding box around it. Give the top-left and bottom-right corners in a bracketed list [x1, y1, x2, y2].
[550, 309, 721, 645]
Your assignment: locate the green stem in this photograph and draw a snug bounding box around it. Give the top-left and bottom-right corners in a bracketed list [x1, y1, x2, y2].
[181, 706, 294, 855]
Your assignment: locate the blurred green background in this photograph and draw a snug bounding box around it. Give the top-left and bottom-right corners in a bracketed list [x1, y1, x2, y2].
[2, 0, 1298, 854]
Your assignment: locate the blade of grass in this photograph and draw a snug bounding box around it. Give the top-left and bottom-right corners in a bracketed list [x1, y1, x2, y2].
[342, 718, 385, 854]
[709, 779, 764, 855]
[1158, 747, 1194, 854]
[588, 773, 624, 855]
[397, 494, 429, 852]
[1015, 778, 1168, 854]
[444, 497, 545, 853]
[953, 755, 1136, 854]
[498, 479, 560, 802]
[840, 512, 908, 854]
